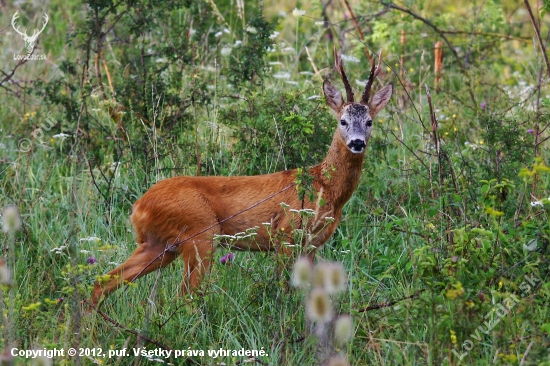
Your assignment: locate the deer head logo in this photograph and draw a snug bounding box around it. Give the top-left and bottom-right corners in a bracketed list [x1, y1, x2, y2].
[11, 11, 49, 55]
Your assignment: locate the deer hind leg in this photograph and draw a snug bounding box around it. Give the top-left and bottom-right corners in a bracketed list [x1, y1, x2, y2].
[92, 242, 178, 306]
[180, 235, 218, 295]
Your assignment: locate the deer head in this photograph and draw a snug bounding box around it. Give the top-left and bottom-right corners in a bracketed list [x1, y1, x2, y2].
[323, 48, 393, 154]
[11, 11, 49, 54]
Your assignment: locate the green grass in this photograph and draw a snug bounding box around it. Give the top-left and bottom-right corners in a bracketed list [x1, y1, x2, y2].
[1, 0, 550, 365]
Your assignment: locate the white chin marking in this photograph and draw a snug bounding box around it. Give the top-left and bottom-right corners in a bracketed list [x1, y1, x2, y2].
[350, 148, 364, 154]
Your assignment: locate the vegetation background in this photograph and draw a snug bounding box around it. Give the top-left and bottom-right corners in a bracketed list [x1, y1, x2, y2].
[0, 0, 549, 364]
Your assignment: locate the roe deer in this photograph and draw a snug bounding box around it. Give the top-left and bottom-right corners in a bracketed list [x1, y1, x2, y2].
[91, 49, 393, 306]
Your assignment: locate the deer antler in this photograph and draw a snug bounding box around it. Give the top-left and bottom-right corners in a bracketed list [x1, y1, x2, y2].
[361, 50, 383, 105]
[333, 46, 354, 103]
[11, 11, 28, 38]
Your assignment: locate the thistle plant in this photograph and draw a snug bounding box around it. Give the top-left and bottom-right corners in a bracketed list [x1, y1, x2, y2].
[1, 205, 22, 352]
[292, 258, 353, 365]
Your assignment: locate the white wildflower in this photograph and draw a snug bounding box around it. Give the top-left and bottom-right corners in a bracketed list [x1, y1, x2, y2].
[292, 8, 306, 18]
[0, 260, 12, 285]
[32, 355, 52, 366]
[306, 288, 333, 323]
[221, 47, 232, 56]
[523, 239, 538, 251]
[325, 262, 347, 294]
[273, 72, 291, 79]
[245, 26, 257, 34]
[80, 236, 101, 242]
[326, 354, 350, 366]
[292, 257, 312, 288]
[50, 246, 67, 254]
[340, 54, 360, 63]
[2, 205, 22, 233]
[334, 315, 354, 346]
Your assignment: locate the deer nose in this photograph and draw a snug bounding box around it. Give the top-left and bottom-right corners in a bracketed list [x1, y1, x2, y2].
[348, 139, 366, 152]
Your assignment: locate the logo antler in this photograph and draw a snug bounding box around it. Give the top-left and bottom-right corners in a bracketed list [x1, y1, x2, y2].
[11, 11, 49, 54]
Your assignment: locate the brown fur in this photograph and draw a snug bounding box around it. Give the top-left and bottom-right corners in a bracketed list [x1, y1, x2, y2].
[91, 78, 392, 306]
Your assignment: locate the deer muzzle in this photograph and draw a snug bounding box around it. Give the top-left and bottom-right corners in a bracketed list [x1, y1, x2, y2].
[347, 139, 366, 153]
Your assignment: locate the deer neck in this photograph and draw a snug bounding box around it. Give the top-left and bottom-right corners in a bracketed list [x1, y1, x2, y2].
[316, 132, 366, 210]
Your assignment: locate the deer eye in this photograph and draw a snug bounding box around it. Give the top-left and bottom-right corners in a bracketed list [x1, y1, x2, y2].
[366, 120, 373, 127]
[340, 120, 347, 126]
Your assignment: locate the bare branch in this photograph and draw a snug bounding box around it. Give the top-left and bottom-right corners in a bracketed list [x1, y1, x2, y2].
[381, 1, 462, 68]
[524, 0, 550, 78]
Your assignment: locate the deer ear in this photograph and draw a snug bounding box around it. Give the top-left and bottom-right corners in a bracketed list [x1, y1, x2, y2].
[323, 80, 344, 113]
[369, 83, 393, 117]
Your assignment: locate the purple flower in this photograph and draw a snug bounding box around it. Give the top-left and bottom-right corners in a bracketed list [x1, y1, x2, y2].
[480, 102, 486, 110]
[220, 253, 235, 265]
[87, 257, 96, 265]
[527, 129, 534, 134]
[58, 298, 64, 303]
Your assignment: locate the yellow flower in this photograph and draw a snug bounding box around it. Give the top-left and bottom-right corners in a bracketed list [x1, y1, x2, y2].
[22, 302, 42, 311]
[446, 282, 465, 300]
[450, 329, 457, 345]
